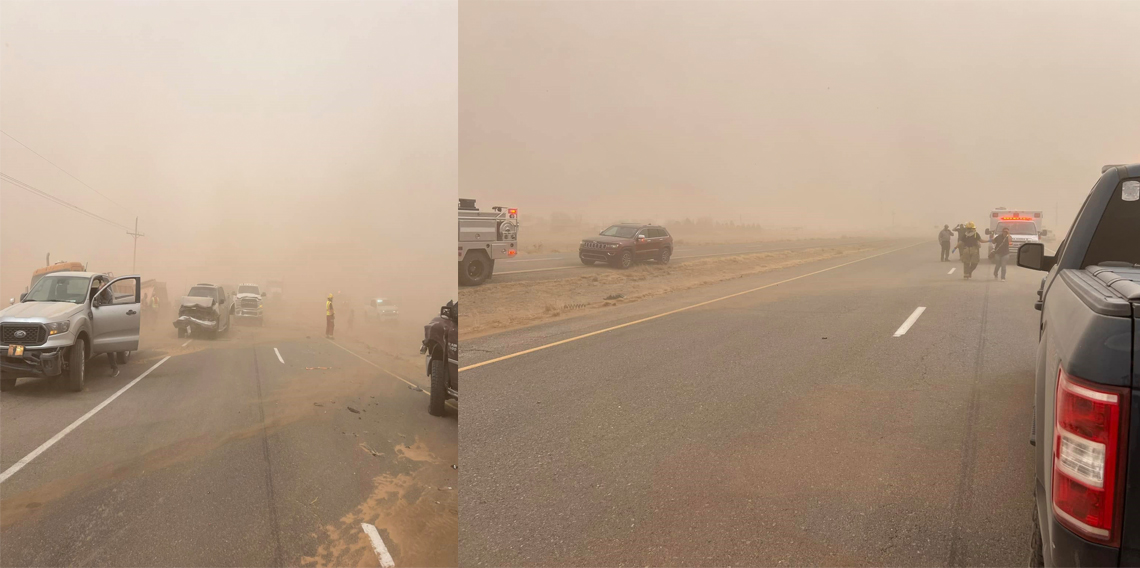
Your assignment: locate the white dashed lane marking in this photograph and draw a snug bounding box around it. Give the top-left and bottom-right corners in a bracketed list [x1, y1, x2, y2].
[893, 307, 927, 337]
[361, 523, 396, 568]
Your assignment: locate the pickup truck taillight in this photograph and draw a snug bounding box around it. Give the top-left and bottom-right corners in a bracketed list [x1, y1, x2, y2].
[1052, 367, 1128, 546]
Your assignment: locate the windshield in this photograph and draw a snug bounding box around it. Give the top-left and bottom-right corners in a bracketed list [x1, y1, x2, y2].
[24, 275, 92, 304]
[996, 222, 1038, 235]
[187, 286, 218, 300]
[599, 226, 639, 238]
[238, 286, 260, 295]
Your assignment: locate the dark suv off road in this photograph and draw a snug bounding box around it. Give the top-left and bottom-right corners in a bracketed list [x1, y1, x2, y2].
[579, 224, 673, 269]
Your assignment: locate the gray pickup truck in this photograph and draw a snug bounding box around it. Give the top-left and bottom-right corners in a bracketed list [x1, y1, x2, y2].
[1021, 164, 1139, 566]
[0, 272, 142, 392]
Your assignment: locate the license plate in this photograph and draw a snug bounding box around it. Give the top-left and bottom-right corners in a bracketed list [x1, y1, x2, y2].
[7, 345, 24, 357]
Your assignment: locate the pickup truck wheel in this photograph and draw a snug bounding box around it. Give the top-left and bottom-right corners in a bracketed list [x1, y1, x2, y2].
[460, 253, 492, 286]
[66, 339, 86, 392]
[614, 249, 633, 269]
[429, 358, 447, 416]
[116, 351, 131, 364]
[0, 374, 15, 392]
[659, 247, 672, 264]
[1028, 503, 1044, 567]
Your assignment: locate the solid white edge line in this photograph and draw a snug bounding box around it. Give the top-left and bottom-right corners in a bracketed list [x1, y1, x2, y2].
[361, 523, 396, 568]
[325, 339, 428, 396]
[273, 347, 284, 364]
[463, 241, 924, 371]
[0, 355, 172, 484]
[892, 307, 927, 337]
[948, 267, 956, 275]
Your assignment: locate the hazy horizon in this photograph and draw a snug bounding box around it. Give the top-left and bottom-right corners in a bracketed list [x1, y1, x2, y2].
[2, 0, 457, 317]
[461, 0, 1139, 235]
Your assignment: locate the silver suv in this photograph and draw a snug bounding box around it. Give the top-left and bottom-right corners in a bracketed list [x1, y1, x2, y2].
[0, 272, 142, 392]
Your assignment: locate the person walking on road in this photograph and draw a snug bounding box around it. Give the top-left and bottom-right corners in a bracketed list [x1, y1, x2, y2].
[938, 224, 954, 261]
[148, 294, 160, 326]
[325, 293, 335, 339]
[991, 226, 1012, 281]
[952, 221, 988, 279]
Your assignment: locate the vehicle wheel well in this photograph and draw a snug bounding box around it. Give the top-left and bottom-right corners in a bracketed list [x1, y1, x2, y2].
[424, 339, 444, 360]
[73, 330, 91, 359]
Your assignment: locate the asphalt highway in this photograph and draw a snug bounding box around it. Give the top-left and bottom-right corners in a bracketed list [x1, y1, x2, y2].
[489, 237, 869, 284]
[460, 241, 1039, 566]
[0, 318, 457, 567]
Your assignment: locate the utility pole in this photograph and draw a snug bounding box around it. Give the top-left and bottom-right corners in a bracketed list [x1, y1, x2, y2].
[126, 217, 144, 273]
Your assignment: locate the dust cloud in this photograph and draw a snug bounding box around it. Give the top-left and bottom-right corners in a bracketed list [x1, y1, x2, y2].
[1, 1, 457, 326]
[461, 1, 1139, 241]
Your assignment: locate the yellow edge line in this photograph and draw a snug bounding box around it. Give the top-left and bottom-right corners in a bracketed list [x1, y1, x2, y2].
[460, 241, 924, 372]
[327, 338, 429, 396]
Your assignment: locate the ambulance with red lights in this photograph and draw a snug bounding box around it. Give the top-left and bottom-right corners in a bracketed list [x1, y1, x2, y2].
[986, 208, 1047, 261]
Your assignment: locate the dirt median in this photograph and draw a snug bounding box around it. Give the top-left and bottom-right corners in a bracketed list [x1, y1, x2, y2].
[460, 244, 874, 338]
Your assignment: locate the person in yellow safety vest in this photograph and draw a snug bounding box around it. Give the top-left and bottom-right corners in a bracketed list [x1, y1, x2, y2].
[325, 293, 335, 339]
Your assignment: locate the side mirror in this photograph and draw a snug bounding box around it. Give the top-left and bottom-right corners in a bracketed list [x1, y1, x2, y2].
[440, 307, 450, 319]
[1017, 242, 1054, 272]
[984, 228, 992, 235]
[19, 293, 26, 302]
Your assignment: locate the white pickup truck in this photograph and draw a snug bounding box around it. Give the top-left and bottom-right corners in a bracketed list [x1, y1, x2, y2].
[0, 272, 141, 392]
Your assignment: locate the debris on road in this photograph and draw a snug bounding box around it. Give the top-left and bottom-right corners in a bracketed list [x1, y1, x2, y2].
[314, 402, 324, 407]
[348, 406, 361, 414]
[306, 366, 332, 370]
[604, 293, 624, 300]
[359, 443, 384, 457]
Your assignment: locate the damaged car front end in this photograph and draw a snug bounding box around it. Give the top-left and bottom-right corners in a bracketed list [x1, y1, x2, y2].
[174, 297, 220, 337]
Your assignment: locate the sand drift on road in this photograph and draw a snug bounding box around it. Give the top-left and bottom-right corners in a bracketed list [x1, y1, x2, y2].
[461, 244, 873, 338]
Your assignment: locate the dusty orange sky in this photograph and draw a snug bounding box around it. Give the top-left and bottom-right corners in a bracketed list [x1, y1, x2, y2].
[460, 0, 1139, 233]
[2, 0, 457, 316]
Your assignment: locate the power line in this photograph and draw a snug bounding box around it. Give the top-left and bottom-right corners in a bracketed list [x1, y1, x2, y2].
[0, 130, 129, 211]
[0, 172, 133, 231]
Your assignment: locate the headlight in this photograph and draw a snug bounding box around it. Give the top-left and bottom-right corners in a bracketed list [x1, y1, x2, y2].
[608, 243, 620, 248]
[259, 302, 263, 308]
[46, 321, 71, 335]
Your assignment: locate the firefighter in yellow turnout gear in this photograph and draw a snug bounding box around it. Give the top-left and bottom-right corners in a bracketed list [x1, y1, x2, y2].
[952, 222, 989, 280]
[325, 294, 335, 339]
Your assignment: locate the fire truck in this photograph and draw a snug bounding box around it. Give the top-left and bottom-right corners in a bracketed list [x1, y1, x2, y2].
[986, 208, 1048, 261]
[458, 198, 518, 286]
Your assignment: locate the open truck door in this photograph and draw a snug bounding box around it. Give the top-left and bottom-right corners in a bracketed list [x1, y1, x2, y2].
[92, 275, 141, 355]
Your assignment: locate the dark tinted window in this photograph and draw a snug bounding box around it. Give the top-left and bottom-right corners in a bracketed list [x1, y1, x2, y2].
[1083, 178, 1140, 267]
[600, 225, 639, 238]
[658, 227, 670, 237]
